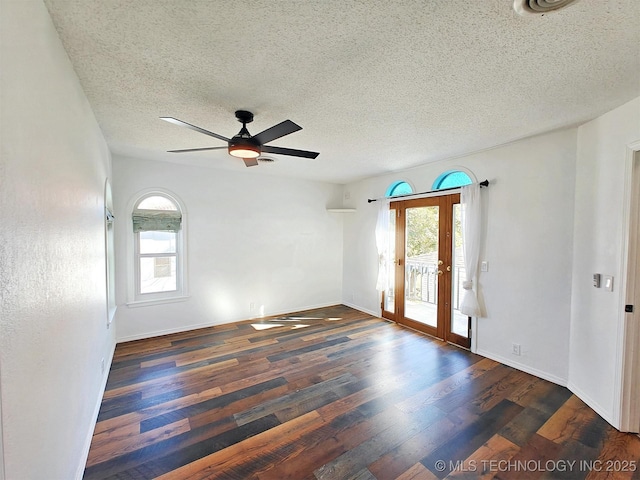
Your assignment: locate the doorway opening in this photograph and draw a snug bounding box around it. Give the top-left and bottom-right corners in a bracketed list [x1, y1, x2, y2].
[620, 147, 640, 432]
[382, 194, 470, 349]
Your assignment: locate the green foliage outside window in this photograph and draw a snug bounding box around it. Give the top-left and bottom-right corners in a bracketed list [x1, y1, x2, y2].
[406, 205, 462, 258]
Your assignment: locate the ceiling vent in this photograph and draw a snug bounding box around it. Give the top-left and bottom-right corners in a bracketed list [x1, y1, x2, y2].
[514, 0, 580, 16]
[257, 156, 276, 163]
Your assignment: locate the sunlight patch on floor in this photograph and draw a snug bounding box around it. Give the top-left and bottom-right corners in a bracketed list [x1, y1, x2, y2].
[250, 315, 342, 331]
[250, 322, 313, 331]
[251, 323, 285, 330]
[277, 316, 323, 321]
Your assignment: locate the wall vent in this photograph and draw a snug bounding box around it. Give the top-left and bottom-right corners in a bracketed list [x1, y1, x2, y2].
[514, 0, 580, 16]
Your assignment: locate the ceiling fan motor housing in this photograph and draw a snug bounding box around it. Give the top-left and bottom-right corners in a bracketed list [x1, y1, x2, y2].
[235, 110, 254, 124]
[228, 110, 261, 156]
[229, 120, 261, 157]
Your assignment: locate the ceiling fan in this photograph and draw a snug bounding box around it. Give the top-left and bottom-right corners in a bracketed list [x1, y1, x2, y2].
[160, 110, 319, 167]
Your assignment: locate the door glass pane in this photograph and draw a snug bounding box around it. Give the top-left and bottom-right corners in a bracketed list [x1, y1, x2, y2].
[384, 209, 396, 312]
[405, 205, 439, 327]
[451, 204, 468, 337]
[140, 256, 177, 293]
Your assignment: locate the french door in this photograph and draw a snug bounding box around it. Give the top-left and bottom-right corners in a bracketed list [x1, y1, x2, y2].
[382, 194, 471, 349]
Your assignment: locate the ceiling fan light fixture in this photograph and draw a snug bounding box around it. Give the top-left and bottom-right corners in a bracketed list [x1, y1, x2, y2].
[228, 143, 260, 158]
[513, 0, 580, 16]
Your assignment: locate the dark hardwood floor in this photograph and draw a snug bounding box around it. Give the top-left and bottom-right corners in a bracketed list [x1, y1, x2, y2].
[84, 305, 640, 479]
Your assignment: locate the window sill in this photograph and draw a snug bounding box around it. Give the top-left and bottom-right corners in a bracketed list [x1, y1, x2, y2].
[126, 295, 190, 308]
[326, 208, 356, 213]
[107, 306, 117, 327]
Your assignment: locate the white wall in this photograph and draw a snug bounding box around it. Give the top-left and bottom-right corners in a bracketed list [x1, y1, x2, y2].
[0, 1, 115, 479]
[343, 129, 578, 384]
[112, 156, 344, 341]
[568, 97, 640, 427]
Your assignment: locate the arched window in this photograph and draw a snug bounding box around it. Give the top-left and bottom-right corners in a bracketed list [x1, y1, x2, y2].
[432, 170, 473, 190]
[386, 181, 413, 197]
[131, 191, 186, 303]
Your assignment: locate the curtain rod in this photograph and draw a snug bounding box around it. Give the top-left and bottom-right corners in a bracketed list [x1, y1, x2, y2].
[367, 179, 489, 203]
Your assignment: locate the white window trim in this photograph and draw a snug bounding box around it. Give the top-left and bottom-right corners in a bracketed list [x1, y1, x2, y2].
[125, 188, 189, 307]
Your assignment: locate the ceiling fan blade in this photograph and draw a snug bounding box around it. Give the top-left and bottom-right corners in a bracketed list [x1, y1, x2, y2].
[252, 120, 302, 145]
[261, 145, 319, 159]
[167, 146, 228, 153]
[242, 158, 259, 167]
[160, 117, 230, 143]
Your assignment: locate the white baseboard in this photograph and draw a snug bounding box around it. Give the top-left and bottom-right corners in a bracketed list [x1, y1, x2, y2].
[475, 348, 568, 387]
[76, 340, 116, 480]
[117, 320, 224, 343]
[567, 381, 618, 429]
[342, 302, 381, 318]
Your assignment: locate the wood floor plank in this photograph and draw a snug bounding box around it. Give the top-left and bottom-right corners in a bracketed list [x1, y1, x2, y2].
[396, 462, 439, 480]
[538, 395, 599, 445]
[491, 433, 562, 480]
[349, 468, 378, 480]
[233, 372, 358, 426]
[446, 433, 520, 480]
[421, 399, 524, 478]
[314, 405, 447, 479]
[585, 425, 640, 480]
[84, 414, 282, 479]
[103, 358, 239, 402]
[155, 411, 325, 480]
[395, 357, 500, 414]
[83, 305, 640, 480]
[498, 404, 551, 448]
[254, 414, 356, 479]
[93, 386, 223, 436]
[86, 418, 191, 467]
[367, 415, 464, 479]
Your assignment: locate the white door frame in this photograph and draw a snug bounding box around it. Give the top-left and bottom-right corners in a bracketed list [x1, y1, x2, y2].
[618, 141, 640, 432]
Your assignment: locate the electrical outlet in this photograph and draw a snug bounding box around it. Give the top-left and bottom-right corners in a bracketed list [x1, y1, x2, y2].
[511, 343, 521, 356]
[481, 261, 489, 272]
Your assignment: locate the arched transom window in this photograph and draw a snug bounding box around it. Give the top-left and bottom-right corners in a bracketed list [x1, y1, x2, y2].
[385, 181, 413, 198]
[432, 171, 473, 190]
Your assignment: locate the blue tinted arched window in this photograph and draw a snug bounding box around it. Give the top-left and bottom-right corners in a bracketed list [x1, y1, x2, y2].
[432, 171, 472, 190]
[385, 181, 413, 197]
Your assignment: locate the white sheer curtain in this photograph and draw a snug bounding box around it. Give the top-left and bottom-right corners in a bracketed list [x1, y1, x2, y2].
[460, 183, 482, 317]
[375, 200, 391, 292]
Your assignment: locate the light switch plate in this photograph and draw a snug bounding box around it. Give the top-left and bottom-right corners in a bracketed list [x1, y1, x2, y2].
[481, 261, 488, 272]
[603, 275, 614, 292]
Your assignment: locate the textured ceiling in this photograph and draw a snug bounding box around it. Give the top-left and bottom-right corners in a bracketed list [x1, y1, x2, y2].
[43, 0, 640, 184]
